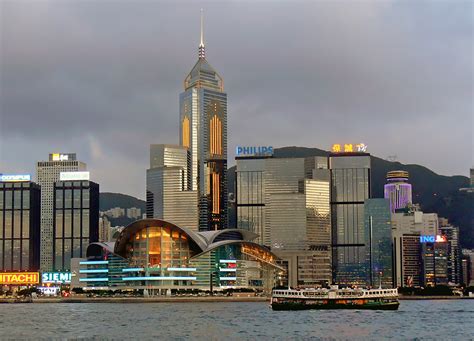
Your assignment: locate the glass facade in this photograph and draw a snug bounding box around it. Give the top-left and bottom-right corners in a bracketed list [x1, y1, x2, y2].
[364, 199, 393, 288]
[421, 241, 448, 286]
[179, 49, 228, 231]
[78, 220, 281, 292]
[330, 154, 371, 286]
[53, 180, 99, 271]
[0, 181, 40, 271]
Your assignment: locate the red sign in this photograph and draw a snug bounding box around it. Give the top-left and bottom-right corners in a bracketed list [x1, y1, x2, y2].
[0, 272, 40, 285]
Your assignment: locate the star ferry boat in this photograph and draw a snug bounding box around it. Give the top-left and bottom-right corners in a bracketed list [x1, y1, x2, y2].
[271, 286, 399, 310]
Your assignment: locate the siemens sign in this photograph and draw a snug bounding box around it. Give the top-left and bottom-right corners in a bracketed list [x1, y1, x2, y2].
[42, 272, 71, 284]
[236, 146, 273, 157]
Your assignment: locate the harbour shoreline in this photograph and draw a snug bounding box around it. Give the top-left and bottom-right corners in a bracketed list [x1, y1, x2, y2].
[1, 295, 473, 303]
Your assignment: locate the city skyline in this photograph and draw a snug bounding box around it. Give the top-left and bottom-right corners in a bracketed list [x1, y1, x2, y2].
[1, 1, 472, 199]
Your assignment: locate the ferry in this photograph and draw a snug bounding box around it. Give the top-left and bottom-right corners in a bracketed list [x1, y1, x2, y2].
[271, 286, 399, 310]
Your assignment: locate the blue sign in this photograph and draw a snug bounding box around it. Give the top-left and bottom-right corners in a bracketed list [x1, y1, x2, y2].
[42, 272, 71, 284]
[236, 146, 273, 157]
[420, 235, 435, 243]
[0, 174, 31, 182]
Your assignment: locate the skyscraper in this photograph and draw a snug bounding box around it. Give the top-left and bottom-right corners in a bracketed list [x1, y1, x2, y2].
[146, 144, 198, 231]
[235, 154, 332, 286]
[364, 198, 393, 288]
[0, 175, 41, 271]
[179, 12, 227, 231]
[384, 171, 412, 213]
[53, 172, 99, 271]
[329, 152, 371, 286]
[37, 153, 86, 270]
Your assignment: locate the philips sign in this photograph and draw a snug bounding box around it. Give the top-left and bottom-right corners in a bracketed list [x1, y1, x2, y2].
[42, 272, 71, 284]
[0, 174, 31, 182]
[236, 146, 273, 157]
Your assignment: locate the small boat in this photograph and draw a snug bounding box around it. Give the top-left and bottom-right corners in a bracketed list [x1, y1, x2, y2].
[271, 286, 399, 310]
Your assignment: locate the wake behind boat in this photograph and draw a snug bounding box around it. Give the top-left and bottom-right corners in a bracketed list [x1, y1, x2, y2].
[271, 286, 399, 310]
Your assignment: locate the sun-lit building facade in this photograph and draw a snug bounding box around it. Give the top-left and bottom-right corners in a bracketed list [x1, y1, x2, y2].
[75, 219, 282, 293]
[179, 15, 227, 231]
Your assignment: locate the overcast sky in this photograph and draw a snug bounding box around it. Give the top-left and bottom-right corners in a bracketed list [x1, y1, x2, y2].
[1, 0, 472, 199]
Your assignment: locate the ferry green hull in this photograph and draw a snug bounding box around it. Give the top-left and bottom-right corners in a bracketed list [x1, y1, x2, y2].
[271, 301, 400, 311]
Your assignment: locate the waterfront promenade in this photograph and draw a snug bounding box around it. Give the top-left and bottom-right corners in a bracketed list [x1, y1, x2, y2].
[1, 295, 473, 304]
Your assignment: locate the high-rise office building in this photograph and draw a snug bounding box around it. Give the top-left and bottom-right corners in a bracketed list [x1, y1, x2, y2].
[471, 168, 474, 187]
[421, 238, 448, 286]
[364, 199, 393, 288]
[179, 13, 227, 231]
[0, 175, 41, 271]
[146, 144, 198, 231]
[329, 152, 371, 286]
[236, 154, 332, 286]
[99, 214, 112, 242]
[392, 209, 439, 287]
[384, 171, 412, 213]
[53, 173, 99, 271]
[37, 153, 86, 270]
[439, 218, 462, 285]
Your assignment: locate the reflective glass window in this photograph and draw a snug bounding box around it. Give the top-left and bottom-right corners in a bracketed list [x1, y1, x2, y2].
[5, 212, 12, 238]
[22, 190, 29, 209]
[56, 190, 63, 209]
[63, 239, 72, 270]
[65, 190, 72, 209]
[13, 190, 22, 209]
[56, 211, 63, 238]
[21, 240, 29, 270]
[82, 210, 89, 237]
[4, 240, 11, 269]
[13, 211, 21, 238]
[73, 190, 81, 208]
[22, 210, 30, 238]
[73, 209, 81, 238]
[5, 191, 12, 209]
[72, 239, 81, 258]
[55, 239, 63, 270]
[13, 240, 21, 270]
[82, 190, 89, 209]
[64, 211, 72, 237]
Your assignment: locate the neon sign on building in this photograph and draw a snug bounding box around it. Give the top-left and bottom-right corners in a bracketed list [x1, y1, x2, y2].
[331, 143, 368, 153]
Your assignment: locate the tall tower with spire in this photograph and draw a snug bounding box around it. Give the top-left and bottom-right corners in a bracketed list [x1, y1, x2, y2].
[179, 11, 228, 231]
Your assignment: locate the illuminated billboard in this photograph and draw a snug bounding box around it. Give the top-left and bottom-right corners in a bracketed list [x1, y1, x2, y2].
[419, 235, 448, 243]
[331, 143, 368, 153]
[236, 146, 273, 157]
[52, 153, 69, 161]
[59, 172, 90, 181]
[0, 272, 40, 285]
[42, 272, 71, 284]
[0, 174, 31, 182]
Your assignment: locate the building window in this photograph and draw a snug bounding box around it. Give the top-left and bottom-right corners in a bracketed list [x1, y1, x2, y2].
[209, 114, 222, 156]
[182, 116, 190, 148]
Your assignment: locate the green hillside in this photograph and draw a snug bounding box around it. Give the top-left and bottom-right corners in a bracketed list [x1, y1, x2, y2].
[99, 192, 146, 212]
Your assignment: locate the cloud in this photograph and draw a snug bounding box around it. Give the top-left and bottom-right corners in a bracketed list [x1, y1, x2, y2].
[0, 0, 472, 199]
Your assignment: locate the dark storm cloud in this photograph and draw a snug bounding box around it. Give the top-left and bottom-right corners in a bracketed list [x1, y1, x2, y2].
[0, 0, 472, 198]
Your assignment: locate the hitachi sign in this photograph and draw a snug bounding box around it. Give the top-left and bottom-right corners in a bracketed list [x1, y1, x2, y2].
[236, 146, 273, 157]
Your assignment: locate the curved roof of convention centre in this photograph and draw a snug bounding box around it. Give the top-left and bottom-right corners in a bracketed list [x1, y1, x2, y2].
[113, 219, 207, 257]
[87, 218, 277, 264]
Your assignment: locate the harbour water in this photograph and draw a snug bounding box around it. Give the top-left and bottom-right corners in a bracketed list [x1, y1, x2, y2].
[1, 300, 473, 339]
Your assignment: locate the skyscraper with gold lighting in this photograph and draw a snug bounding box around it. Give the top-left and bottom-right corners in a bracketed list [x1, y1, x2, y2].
[179, 11, 227, 230]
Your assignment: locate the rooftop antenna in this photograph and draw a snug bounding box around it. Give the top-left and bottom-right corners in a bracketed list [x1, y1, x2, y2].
[198, 9, 205, 58]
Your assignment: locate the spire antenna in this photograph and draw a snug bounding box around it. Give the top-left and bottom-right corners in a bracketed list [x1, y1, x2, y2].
[199, 9, 205, 58]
